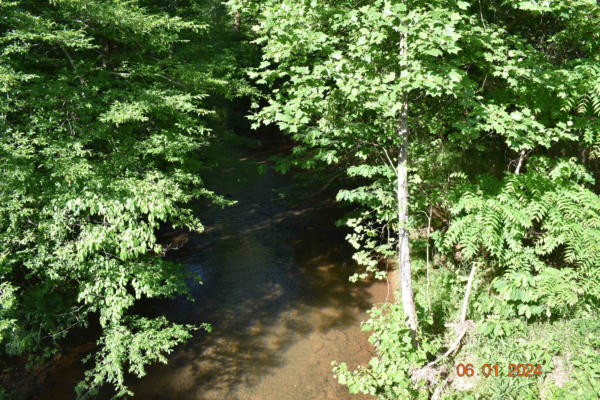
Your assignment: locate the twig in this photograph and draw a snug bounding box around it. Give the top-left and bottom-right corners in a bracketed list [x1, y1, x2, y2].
[302, 171, 343, 199]
[479, 0, 487, 31]
[61, 46, 85, 89]
[382, 147, 398, 176]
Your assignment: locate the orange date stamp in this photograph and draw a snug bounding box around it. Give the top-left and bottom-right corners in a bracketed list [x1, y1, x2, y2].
[456, 363, 543, 377]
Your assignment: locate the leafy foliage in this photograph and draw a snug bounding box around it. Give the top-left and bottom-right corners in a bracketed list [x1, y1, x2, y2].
[76, 317, 195, 399]
[0, 0, 249, 396]
[239, 0, 600, 399]
[3, 0, 600, 398]
[444, 158, 600, 320]
[333, 303, 433, 400]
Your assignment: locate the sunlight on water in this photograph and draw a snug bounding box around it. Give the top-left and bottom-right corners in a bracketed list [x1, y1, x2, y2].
[39, 136, 386, 400]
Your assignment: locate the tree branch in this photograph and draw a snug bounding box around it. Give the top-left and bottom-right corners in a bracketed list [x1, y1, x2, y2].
[61, 46, 85, 89]
[515, 150, 526, 175]
[425, 261, 477, 368]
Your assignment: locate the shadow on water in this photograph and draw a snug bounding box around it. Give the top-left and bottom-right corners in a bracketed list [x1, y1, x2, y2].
[38, 133, 385, 400]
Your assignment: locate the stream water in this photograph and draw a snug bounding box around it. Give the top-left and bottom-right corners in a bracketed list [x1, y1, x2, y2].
[37, 133, 387, 399]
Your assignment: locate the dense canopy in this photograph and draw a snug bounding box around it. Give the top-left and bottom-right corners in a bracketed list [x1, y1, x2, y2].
[2, 0, 600, 398]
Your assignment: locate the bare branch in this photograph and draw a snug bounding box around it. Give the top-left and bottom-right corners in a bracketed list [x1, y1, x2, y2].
[515, 150, 526, 175]
[61, 46, 85, 89]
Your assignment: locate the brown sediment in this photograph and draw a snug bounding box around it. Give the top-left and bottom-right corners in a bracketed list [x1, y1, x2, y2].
[386, 260, 400, 303]
[33, 133, 383, 400]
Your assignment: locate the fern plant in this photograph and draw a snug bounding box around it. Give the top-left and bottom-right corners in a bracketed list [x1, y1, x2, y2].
[563, 64, 600, 117]
[561, 63, 600, 159]
[443, 157, 600, 320]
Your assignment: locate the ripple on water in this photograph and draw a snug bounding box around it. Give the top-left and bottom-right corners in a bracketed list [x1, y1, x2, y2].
[36, 135, 384, 400]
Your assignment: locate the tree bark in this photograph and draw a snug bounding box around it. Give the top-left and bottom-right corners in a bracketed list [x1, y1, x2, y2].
[515, 150, 525, 175]
[397, 31, 418, 333]
[424, 262, 477, 368]
[234, 9, 241, 32]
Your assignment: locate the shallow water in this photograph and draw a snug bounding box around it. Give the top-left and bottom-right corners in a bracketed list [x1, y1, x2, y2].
[38, 134, 387, 399]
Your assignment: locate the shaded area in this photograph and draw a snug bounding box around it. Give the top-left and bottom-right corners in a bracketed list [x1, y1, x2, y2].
[38, 133, 385, 399]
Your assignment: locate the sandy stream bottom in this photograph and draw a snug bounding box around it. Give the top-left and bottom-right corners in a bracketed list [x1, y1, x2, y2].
[38, 135, 388, 400]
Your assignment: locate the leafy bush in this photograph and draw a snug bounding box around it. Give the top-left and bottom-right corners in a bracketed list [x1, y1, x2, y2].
[0, 0, 246, 396]
[444, 158, 600, 323]
[333, 303, 433, 400]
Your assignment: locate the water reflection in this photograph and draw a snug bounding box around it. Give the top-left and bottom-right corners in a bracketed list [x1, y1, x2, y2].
[39, 137, 384, 400]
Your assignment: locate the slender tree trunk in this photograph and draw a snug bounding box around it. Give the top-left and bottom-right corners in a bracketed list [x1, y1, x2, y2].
[397, 32, 418, 333]
[213, 0, 218, 26]
[234, 9, 241, 32]
[515, 150, 525, 175]
[459, 262, 477, 323]
[424, 262, 477, 368]
[425, 205, 432, 314]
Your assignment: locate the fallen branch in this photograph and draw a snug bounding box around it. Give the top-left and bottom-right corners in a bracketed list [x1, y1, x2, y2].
[426, 261, 477, 368]
[460, 262, 477, 322]
[410, 262, 478, 394]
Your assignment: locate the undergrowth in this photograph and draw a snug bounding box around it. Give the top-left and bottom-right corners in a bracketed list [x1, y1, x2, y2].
[335, 249, 600, 399]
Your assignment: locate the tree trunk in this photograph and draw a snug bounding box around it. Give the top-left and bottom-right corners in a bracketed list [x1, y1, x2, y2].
[515, 150, 525, 175]
[234, 10, 241, 32]
[397, 31, 418, 333]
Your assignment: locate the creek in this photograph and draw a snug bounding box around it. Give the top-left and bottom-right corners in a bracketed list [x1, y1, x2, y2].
[38, 132, 387, 400]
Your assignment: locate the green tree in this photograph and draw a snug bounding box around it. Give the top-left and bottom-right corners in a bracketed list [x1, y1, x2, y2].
[0, 0, 249, 397]
[235, 0, 600, 397]
[234, 0, 498, 332]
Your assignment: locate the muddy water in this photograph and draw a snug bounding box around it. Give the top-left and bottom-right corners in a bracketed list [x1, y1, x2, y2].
[40, 134, 388, 400]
